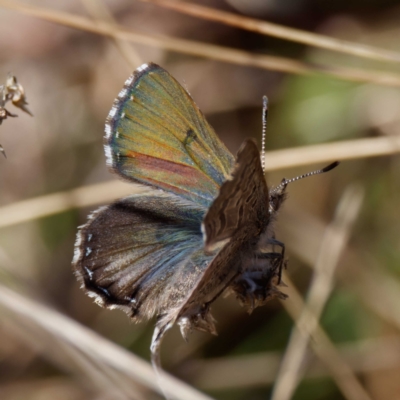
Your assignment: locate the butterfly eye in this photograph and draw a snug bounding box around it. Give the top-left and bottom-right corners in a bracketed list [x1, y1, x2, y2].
[269, 181, 288, 214]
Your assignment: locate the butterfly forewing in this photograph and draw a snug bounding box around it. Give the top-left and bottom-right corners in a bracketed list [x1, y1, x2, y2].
[202, 139, 269, 250]
[105, 63, 235, 208]
[178, 140, 272, 322]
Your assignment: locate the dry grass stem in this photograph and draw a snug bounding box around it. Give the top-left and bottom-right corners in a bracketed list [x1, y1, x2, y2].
[0, 136, 398, 230]
[2, 308, 144, 400]
[280, 273, 373, 400]
[193, 352, 281, 390]
[80, 0, 142, 68]
[139, 0, 400, 64]
[1, 1, 400, 87]
[0, 180, 133, 229]
[272, 185, 365, 400]
[0, 283, 215, 400]
[265, 135, 400, 171]
[352, 264, 400, 333]
[280, 208, 400, 337]
[193, 336, 400, 390]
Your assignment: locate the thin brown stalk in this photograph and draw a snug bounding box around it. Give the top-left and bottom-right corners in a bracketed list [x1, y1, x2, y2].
[280, 273, 373, 400]
[2, 307, 144, 400]
[265, 135, 400, 171]
[1, 0, 400, 86]
[272, 185, 366, 400]
[53, 336, 145, 400]
[351, 263, 400, 334]
[0, 180, 134, 229]
[0, 135, 398, 230]
[0, 283, 214, 400]
[81, 0, 142, 68]
[139, 0, 400, 64]
[193, 336, 400, 390]
[279, 207, 400, 336]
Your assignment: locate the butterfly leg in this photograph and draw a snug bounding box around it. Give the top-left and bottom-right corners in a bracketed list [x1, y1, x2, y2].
[255, 250, 283, 282]
[254, 249, 287, 290]
[230, 251, 287, 312]
[178, 304, 218, 342]
[268, 238, 286, 284]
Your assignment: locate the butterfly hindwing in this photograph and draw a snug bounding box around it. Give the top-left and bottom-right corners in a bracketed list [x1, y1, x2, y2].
[73, 192, 215, 321]
[105, 63, 235, 208]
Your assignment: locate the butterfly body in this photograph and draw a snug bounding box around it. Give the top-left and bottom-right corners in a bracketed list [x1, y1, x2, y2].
[73, 63, 293, 361]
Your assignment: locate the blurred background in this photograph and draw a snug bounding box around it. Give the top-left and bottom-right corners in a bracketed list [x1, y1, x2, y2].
[0, 1, 400, 399]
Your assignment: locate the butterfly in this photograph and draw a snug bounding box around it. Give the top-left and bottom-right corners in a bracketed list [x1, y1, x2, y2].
[72, 63, 339, 367]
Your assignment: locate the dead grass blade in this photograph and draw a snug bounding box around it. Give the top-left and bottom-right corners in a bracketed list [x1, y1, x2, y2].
[0, 284, 214, 400]
[0, 180, 133, 228]
[139, 0, 400, 64]
[80, 0, 142, 68]
[351, 262, 400, 333]
[1, 0, 400, 87]
[272, 185, 369, 400]
[265, 135, 400, 171]
[0, 135, 399, 230]
[280, 274, 373, 400]
[192, 336, 400, 390]
[280, 205, 400, 336]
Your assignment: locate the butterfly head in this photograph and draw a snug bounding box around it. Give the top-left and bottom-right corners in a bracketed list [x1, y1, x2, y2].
[269, 161, 340, 215]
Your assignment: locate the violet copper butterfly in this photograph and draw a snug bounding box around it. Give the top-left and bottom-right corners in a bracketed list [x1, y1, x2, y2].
[72, 63, 339, 368]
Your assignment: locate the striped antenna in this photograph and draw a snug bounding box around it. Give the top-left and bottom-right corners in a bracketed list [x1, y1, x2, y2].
[272, 161, 340, 193]
[261, 96, 268, 173]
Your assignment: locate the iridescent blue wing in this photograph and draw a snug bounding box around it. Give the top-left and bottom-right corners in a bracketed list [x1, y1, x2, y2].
[104, 63, 235, 208]
[72, 192, 214, 322]
[75, 64, 284, 375]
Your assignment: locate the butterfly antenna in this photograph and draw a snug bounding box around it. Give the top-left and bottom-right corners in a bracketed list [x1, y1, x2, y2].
[273, 161, 340, 192]
[261, 96, 268, 174]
